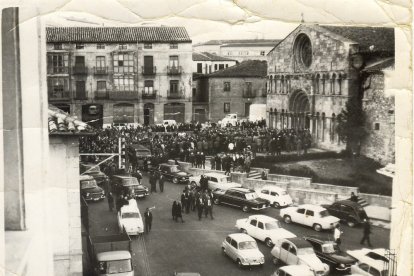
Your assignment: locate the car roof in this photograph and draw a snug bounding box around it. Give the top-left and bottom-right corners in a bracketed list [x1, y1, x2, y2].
[279, 265, 314, 275]
[303, 236, 330, 245]
[228, 187, 254, 193]
[159, 163, 177, 167]
[120, 204, 140, 213]
[228, 233, 255, 242]
[249, 215, 278, 223]
[298, 204, 326, 212]
[283, 237, 313, 248]
[96, 250, 131, 262]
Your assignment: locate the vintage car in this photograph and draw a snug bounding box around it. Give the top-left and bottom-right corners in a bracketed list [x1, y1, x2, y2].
[157, 163, 191, 184]
[304, 236, 357, 274]
[256, 185, 293, 208]
[189, 172, 242, 191]
[322, 200, 369, 227]
[111, 175, 149, 198]
[80, 175, 105, 202]
[117, 201, 144, 236]
[213, 188, 270, 212]
[235, 215, 296, 247]
[280, 204, 340, 231]
[80, 163, 109, 187]
[271, 265, 316, 276]
[348, 248, 391, 276]
[271, 237, 330, 276]
[221, 233, 265, 268]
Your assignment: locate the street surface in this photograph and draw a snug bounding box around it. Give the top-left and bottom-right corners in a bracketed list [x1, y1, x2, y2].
[88, 173, 390, 276]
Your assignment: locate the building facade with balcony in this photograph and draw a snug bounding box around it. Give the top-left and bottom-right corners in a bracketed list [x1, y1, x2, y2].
[46, 26, 193, 127]
[195, 60, 267, 122]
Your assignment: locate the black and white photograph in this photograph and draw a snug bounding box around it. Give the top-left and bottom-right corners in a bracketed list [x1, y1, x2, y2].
[0, 1, 412, 276]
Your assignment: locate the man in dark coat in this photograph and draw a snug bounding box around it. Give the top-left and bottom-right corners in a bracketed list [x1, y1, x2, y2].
[175, 201, 184, 222]
[196, 194, 204, 220]
[144, 208, 153, 233]
[360, 219, 373, 247]
[204, 194, 214, 220]
[150, 172, 157, 193]
[159, 175, 165, 193]
[107, 192, 114, 212]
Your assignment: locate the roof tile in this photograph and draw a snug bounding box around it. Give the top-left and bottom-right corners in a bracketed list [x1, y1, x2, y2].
[48, 105, 94, 136]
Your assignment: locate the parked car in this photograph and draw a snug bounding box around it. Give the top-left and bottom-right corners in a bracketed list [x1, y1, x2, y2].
[80, 163, 109, 187]
[213, 188, 270, 212]
[303, 236, 357, 274]
[156, 119, 177, 127]
[80, 175, 105, 202]
[348, 248, 391, 276]
[157, 163, 191, 184]
[117, 201, 144, 236]
[271, 237, 330, 276]
[280, 204, 340, 231]
[270, 265, 315, 276]
[189, 172, 242, 191]
[221, 233, 265, 268]
[256, 186, 293, 208]
[235, 215, 296, 247]
[111, 175, 149, 198]
[322, 200, 369, 227]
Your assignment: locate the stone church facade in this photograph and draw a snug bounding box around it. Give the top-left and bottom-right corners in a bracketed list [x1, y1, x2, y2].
[266, 24, 395, 164]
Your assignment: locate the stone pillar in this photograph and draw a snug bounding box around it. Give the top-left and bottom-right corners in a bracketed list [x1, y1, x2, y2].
[274, 78, 278, 94]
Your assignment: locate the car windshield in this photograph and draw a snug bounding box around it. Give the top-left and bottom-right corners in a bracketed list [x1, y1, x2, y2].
[238, 241, 257, 250]
[265, 221, 281, 230]
[81, 180, 97, 189]
[122, 178, 139, 186]
[321, 243, 336, 253]
[297, 247, 315, 255]
[319, 210, 330, 218]
[170, 166, 179, 172]
[122, 212, 140, 219]
[245, 192, 258, 200]
[98, 259, 132, 274]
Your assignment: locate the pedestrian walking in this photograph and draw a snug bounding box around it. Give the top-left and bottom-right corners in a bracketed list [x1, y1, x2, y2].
[334, 224, 343, 249]
[175, 201, 184, 223]
[150, 172, 157, 193]
[204, 195, 214, 219]
[360, 219, 373, 247]
[107, 192, 114, 212]
[172, 201, 177, 221]
[159, 175, 165, 193]
[196, 195, 204, 220]
[144, 208, 153, 233]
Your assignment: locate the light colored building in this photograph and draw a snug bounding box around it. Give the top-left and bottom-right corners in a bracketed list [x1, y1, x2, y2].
[193, 39, 280, 62]
[46, 26, 193, 126]
[192, 52, 237, 74]
[266, 24, 395, 163]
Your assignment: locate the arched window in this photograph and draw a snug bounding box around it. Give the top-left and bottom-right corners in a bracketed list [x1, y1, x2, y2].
[331, 74, 336, 95]
[269, 76, 273, 94]
[338, 75, 343, 95]
[280, 76, 285, 94]
[322, 75, 326, 95]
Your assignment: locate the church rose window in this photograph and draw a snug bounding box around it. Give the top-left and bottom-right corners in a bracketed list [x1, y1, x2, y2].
[294, 34, 312, 68]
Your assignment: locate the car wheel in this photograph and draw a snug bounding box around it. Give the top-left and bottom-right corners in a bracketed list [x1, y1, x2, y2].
[273, 202, 280, 208]
[214, 198, 220, 205]
[347, 220, 356, 227]
[240, 228, 247, 234]
[283, 215, 292, 224]
[172, 177, 178, 184]
[265, 238, 273, 248]
[237, 259, 243, 268]
[242, 205, 250, 212]
[272, 256, 280, 266]
[313, 223, 322, 232]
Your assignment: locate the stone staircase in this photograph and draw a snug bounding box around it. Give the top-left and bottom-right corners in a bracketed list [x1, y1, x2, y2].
[248, 169, 262, 180]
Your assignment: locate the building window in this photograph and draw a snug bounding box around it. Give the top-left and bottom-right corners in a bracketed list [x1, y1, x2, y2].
[144, 43, 152, 49]
[169, 55, 179, 68]
[144, 80, 154, 94]
[374, 123, 380, 130]
[294, 33, 312, 68]
[119, 44, 127, 50]
[227, 51, 232, 56]
[53, 43, 62, 50]
[114, 76, 135, 91]
[97, 44, 105, 49]
[224, 82, 231, 91]
[260, 51, 266, 56]
[75, 43, 84, 49]
[96, 56, 106, 68]
[169, 80, 179, 94]
[224, 103, 230, 113]
[197, 63, 202, 73]
[225, 64, 229, 68]
[170, 43, 178, 49]
[214, 64, 218, 70]
[47, 53, 69, 74]
[113, 53, 134, 73]
[219, 64, 225, 70]
[48, 77, 69, 97]
[97, 81, 106, 91]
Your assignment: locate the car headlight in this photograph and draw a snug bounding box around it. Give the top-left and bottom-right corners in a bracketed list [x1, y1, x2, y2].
[86, 193, 90, 197]
[260, 257, 265, 262]
[339, 263, 345, 268]
[323, 264, 330, 271]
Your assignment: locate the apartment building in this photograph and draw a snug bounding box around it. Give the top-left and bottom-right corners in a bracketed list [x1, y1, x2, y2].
[46, 26, 193, 127]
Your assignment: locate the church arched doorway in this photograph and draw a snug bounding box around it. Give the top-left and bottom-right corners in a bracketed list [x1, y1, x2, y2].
[289, 90, 310, 129]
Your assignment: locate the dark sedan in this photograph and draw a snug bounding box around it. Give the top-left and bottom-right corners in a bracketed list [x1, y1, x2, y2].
[304, 236, 357, 274]
[213, 187, 270, 212]
[322, 200, 368, 227]
[157, 163, 191, 184]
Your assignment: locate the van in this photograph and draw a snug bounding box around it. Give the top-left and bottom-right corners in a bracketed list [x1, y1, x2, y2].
[111, 175, 149, 198]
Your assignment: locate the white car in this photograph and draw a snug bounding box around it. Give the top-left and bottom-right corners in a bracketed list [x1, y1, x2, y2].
[271, 265, 315, 276]
[348, 248, 391, 276]
[235, 215, 296, 247]
[221, 233, 265, 268]
[189, 172, 242, 191]
[271, 238, 330, 276]
[117, 201, 144, 236]
[280, 204, 340, 231]
[256, 186, 293, 208]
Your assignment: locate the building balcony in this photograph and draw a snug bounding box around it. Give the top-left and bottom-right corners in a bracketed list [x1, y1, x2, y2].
[72, 66, 88, 75]
[167, 90, 185, 99]
[47, 67, 69, 75]
[142, 90, 157, 99]
[167, 66, 183, 75]
[242, 90, 256, 98]
[93, 66, 109, 75]
[48, 90, 71, 101]
[142, 66, 156, 75]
